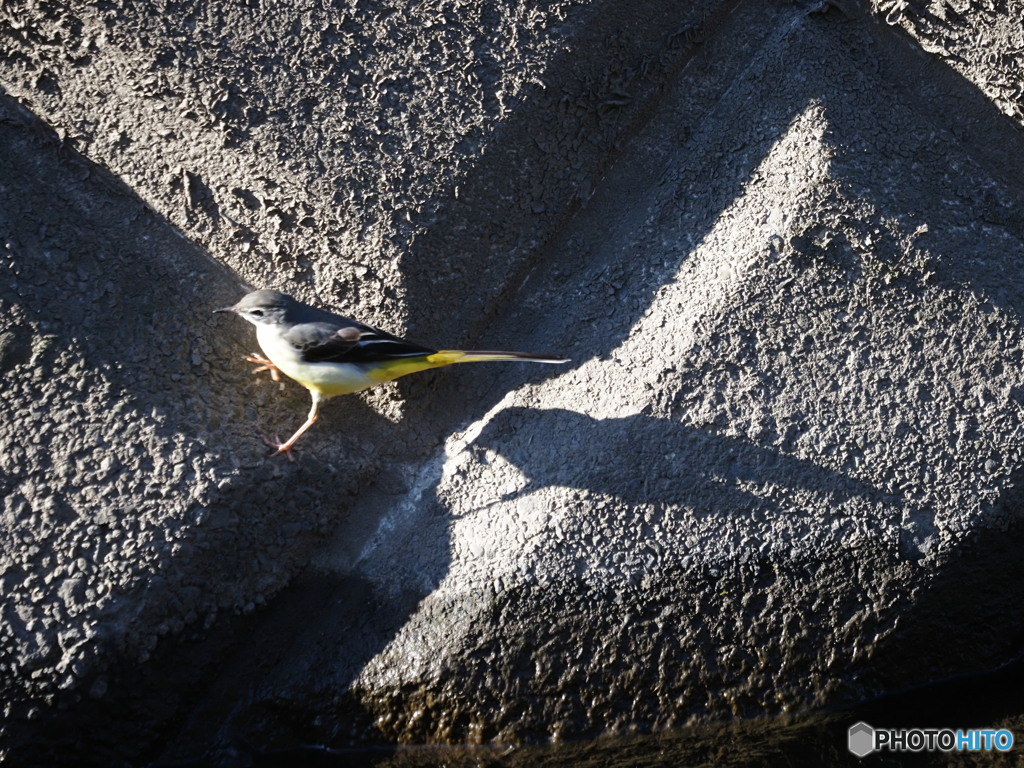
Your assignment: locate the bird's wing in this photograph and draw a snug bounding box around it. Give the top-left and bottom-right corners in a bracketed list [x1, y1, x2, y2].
[282, 319, 436, 364]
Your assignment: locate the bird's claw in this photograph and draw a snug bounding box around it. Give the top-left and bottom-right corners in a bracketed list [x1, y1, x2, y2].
[244, 353, 283, 385]
[260, 434, 296, 461]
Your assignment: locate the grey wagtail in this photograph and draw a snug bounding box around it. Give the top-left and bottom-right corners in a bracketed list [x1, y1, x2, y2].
[215, 289, 569, 455]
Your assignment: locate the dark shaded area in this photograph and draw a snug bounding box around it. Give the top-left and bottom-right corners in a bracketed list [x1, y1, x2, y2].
[394, 0, 743, 348]
[0, 91, 440, 766]
[3, 1, 1024, 767]
[142, 653, 1024, 766]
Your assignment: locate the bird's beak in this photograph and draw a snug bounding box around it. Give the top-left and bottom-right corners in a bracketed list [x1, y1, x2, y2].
[213, 305, 237, 314]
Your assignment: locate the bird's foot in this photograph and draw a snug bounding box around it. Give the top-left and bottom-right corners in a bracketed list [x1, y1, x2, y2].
[261, 434, 297, 461]
[244, 353, 283, 385]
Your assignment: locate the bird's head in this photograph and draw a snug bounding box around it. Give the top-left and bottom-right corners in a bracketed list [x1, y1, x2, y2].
[214, 289, 296, 327]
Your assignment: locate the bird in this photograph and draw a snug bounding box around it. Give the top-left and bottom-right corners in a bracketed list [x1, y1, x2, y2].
[215, 289, 569, 456]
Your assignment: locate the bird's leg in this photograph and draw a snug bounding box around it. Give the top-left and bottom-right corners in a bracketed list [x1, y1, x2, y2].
[263, 391, 322, 457]
[244, 352, 282, 384]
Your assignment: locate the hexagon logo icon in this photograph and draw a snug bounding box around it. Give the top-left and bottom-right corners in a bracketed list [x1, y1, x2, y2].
[848, 721, 875, 757]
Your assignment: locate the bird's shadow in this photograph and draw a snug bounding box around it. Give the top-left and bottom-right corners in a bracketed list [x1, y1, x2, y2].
[467, 406, 937, 560]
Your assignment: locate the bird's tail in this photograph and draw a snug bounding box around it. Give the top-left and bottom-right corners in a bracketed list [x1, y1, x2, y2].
[363, 349, 568, 385]
[429, 350, 570, 365]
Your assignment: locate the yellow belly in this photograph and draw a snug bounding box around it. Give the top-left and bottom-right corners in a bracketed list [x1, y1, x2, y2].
[255, 327, 368, 396]
[284, 359, 381, 396]
[255, 326, 493, 397]
[255, 326, 458, 397]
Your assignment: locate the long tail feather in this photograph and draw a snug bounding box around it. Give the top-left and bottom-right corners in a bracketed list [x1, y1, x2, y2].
[365, 349, 569, 385]
[429, 350, 570, 365]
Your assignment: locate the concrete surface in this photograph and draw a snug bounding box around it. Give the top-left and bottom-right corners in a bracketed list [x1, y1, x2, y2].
[2, 0, 1024, 764]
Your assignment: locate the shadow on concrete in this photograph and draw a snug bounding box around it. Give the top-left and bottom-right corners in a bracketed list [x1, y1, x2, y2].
[472, 406, 938, 561]
[475, 407, 895, 510]
[6, 0, 1024, 765]
[0, 90, 415, 765]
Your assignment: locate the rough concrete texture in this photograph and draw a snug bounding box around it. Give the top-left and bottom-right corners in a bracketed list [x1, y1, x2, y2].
[2, 0, 1024, 764]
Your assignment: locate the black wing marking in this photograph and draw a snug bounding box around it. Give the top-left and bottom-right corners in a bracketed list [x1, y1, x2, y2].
[283, 320, 436, 364]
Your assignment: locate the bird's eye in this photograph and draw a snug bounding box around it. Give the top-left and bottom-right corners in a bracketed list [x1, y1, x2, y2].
[250, 309, 264, 317]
